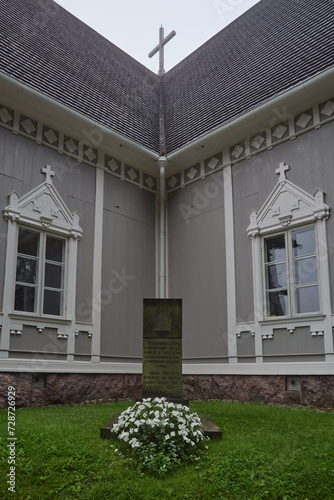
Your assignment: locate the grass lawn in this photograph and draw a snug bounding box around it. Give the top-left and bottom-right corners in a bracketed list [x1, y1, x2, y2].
[0, 400, 334, 499]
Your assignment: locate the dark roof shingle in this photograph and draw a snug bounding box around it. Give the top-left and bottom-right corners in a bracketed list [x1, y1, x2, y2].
[0, 0, 333, 155]
[0, 0, 161, 152]
[163, 0, 334, 153]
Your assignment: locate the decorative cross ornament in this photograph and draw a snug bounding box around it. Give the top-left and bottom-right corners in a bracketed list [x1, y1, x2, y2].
[148, 26, 176, 76]
[42, 165, 55, 184]
[275, 162, 290, 182]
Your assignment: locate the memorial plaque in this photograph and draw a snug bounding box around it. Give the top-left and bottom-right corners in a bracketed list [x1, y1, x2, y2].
[142, 299, 182, 398]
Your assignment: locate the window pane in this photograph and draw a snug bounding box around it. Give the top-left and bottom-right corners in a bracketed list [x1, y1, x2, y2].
[292, 227, 316, 257]
[43, 289, 62, 315]
[16, 257, 37, 284]
[294, 256, 318, 285]
[45, 263, 62, 289]
[14, 285, 36, 312]
[268, 290, 288, 316]
[295, 286, 319, 313]
[267, 263, 287, 289]
[46, 236, 64, 262]
[266, 235, 286, 262]
[18, 229, 38, 256]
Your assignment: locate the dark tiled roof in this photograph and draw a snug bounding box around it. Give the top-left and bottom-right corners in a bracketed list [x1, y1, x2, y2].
[0, 0, 334, 156]
[163, 0, 334, 153]
[0, 0, 161, 152]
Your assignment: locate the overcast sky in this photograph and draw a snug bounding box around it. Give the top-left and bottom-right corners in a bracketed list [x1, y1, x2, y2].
[54, 0, 260, 73]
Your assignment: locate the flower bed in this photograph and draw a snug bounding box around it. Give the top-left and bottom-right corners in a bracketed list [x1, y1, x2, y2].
[111, 397, 208, 475]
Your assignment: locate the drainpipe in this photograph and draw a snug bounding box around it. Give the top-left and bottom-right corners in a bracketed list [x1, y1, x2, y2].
[158, 156, 168, 298]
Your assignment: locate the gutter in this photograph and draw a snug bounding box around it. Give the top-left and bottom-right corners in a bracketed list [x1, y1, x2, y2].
[165, 65, 334, 163]
[0, 71, 161, 162]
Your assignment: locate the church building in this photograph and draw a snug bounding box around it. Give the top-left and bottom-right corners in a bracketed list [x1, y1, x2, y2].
[1, 0, 334, 407]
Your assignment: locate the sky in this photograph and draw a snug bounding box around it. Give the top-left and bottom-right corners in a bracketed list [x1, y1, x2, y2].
[54, 0, 260, 73]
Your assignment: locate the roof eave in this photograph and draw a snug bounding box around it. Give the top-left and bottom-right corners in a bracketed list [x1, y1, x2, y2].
[165, 65, 334, 166]
[0, 71, 161, 162]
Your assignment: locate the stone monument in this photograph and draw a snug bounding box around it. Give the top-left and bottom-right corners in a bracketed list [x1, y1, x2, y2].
[141, 298, 187, 404]
[100, 297, 222, 440]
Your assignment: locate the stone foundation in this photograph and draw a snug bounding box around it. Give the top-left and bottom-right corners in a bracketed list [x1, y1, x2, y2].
[183, 375, 334, 409]
[0, 372, 142, 408]
[1, 372, 334, 409]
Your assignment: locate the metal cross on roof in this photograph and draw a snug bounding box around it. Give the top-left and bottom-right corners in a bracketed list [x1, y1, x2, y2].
[148, 26, 176, 76]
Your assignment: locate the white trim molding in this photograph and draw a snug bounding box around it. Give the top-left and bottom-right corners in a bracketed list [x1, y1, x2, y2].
[247, 162, 329, 238]
[223, 165, 238, 363]
[3, 165, 83, 239]
[91, 168, 104, 362]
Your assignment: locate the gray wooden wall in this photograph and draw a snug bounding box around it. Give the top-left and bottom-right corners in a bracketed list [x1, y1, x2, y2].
[168, 174, 228, 360]
[100, 174, 156, 359]
[233, 120, 334, 322]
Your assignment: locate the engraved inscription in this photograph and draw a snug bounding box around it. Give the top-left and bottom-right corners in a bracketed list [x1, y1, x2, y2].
[142, 339, 182, 397]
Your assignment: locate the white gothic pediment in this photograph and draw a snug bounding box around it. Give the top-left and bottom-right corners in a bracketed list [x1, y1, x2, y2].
[247, 163, 329, 237]
[3, 166, 82, 239]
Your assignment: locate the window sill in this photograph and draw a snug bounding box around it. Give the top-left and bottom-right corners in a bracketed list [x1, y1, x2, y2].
[9, 312, 72, 325]
[259, 313, 325, 326]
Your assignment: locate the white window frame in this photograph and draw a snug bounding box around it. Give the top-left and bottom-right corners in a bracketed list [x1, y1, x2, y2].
[262, 224, 320, 319]
[247, 163, 330, 323]
[14, 227, 68, 317]
[3, 165, 82, 322]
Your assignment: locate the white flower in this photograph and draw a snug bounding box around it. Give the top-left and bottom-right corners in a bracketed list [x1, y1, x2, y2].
[119, 431, 129, 442]
[129, 437, 141, 448]
[170, 431, 175, 437]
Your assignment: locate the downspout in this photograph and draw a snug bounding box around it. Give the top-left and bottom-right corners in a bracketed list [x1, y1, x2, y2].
[158, 78, 168, 298]
[158, 158, 167, 298]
